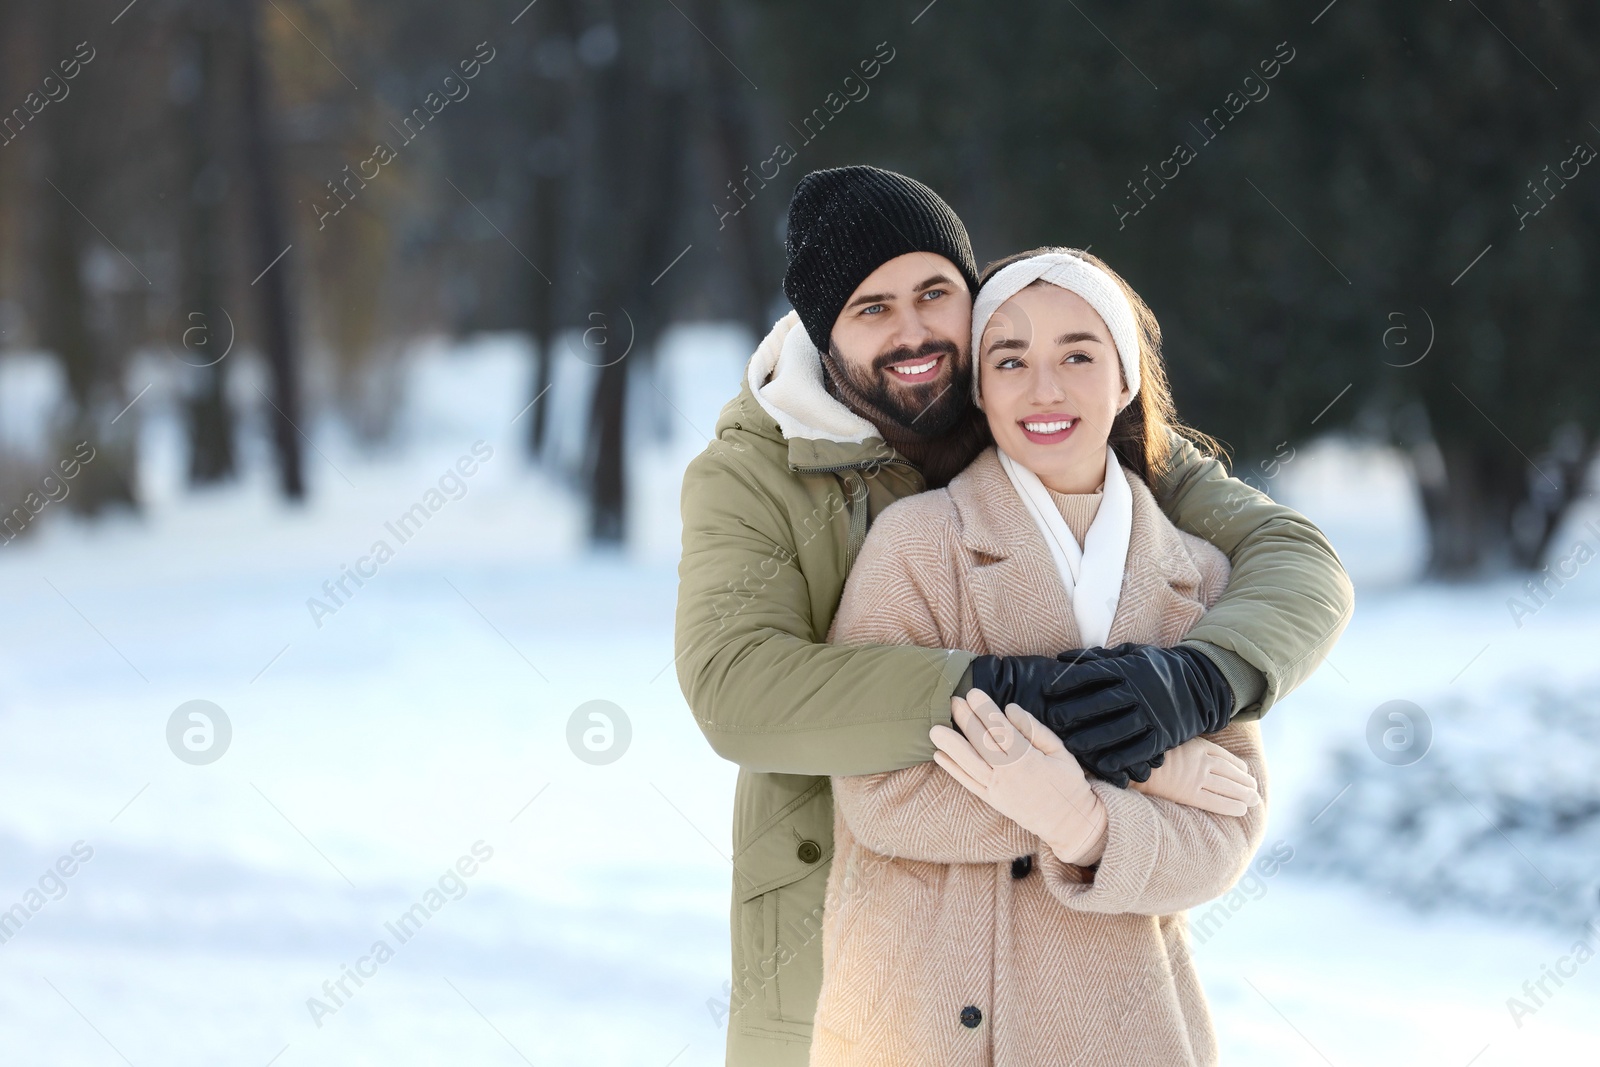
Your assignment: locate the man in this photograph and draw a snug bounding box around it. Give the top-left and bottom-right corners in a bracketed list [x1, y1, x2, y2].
[676, 165, 1352, 1066]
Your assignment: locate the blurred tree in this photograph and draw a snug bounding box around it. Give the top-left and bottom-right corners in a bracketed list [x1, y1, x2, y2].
[281, 0, 407, 447]
[3, 0, 1590, 568]
[1312, 1, 1600, 573]
[696, 0, 779, 338]
[237, 0, 305, 499]
[36, 0, 140, 513]
[174, 0, 237, 485]
[580, 0, 696, 543]
[742, 0, 1598, 576]
[520, 0, 576, 458]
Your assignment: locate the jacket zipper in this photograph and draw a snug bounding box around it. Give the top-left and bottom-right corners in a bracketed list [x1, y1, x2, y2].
[794, 458, 921, 572]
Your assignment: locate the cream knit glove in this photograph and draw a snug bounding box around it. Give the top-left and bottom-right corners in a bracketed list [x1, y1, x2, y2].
[1129, 735, 1260, 817]
[932, 689, 1108, 867]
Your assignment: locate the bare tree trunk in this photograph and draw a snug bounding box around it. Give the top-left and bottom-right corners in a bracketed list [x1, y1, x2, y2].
[585, 20, 631, 544]
[39, 0, 136, 513]
[1522, 432, 1599, 566]
[587, 355, 626, 542]
[179, 0, 236, 485]
[40, 156, 97, 417]
[582, 0, 693, 543]
[1412, 424, 1596, 576]
[39, 6, 98, 417]
[523, 0, 575, 459]
[236, 0, 304, 499]
[1414, 438, 1519, 576]
[697, 0, 773, 337]
[526, 169, 560, 456]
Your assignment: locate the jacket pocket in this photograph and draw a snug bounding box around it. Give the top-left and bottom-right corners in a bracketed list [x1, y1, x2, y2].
[731, 777, 834, 1037]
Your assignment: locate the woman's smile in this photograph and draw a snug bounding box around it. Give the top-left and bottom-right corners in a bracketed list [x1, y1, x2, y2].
[1018, 413, 1079, 444]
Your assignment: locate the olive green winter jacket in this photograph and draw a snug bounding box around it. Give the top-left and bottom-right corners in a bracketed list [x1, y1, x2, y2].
[675, 312, 1353, 1066]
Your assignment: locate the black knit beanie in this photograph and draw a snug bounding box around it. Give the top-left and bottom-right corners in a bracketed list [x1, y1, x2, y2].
[782, 166, 980, 352]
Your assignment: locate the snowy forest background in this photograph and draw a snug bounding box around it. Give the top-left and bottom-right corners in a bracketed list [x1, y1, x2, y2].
[2, 0, 1599, 1064]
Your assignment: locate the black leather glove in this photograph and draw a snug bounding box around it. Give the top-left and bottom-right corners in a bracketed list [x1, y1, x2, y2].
[968, 643, 1234, 788]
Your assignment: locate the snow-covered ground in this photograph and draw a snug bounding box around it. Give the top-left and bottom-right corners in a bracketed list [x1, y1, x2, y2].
[1, 330, 1597, 1065]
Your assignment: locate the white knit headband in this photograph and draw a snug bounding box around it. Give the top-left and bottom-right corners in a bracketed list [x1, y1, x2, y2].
[970, 251, 1141, 405]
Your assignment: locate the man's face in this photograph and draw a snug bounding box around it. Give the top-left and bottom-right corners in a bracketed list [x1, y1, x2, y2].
[824, 252, 973, 436]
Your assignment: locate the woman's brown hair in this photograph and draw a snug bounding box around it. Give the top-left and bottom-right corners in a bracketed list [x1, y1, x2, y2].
[976, 246, 1225, 487]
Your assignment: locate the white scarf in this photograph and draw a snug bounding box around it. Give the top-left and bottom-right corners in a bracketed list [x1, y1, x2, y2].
[996, 444, 1132, 648]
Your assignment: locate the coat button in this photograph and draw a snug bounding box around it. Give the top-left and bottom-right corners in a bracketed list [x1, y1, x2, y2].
[797, 840, 821, 864]
[960, 1004, 983, 1028]
[1011, 854, 1033, 879]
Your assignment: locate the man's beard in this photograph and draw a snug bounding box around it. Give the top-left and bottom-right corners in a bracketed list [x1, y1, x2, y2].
[823, 338, 973, 438]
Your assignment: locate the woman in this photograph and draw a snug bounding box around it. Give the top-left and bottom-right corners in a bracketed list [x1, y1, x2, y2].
[811, 247, 1271, 1066]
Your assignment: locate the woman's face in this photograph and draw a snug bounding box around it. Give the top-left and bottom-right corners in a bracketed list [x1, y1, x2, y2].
[978, 283, 1131, 494]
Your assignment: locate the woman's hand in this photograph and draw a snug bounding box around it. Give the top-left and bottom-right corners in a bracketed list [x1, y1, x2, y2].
[1129, 735, 1259, 816]
[932, 689, 1108, 866]
[967, 643, 1236, 788]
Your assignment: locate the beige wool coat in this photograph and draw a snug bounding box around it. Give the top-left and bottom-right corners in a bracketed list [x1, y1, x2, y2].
[813, 446, 1269, 1067]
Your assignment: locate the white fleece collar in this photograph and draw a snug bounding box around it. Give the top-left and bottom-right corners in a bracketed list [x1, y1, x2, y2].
[746, 311, 880, 444]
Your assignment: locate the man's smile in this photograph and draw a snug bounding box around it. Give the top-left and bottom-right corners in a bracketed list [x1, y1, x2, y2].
[883, 355, 940, 379]
[883, 353, 944, 381]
